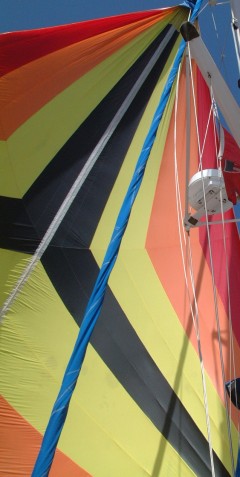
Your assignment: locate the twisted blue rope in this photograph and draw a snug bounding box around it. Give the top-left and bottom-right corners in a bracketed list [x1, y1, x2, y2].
[32, 1, 203, 475]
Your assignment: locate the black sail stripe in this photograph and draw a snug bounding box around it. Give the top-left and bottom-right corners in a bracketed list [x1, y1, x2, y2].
[0, 24, 230, 476]
[42, 247, 230, 477]
[0, 26, 179, 253]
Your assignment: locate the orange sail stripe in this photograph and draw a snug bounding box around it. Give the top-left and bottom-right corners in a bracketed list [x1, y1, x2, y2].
[0, 395, 92, 477]
[0, 8, 176, 77]
[0, 12, 173, 140]
[146, 65, 240, 426]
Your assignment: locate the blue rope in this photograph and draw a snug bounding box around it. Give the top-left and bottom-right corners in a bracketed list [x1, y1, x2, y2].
[32, 1, 203, 475]
[235, 445, 240, 476]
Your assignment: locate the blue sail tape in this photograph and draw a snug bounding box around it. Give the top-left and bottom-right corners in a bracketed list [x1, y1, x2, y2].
[32, 1, 204, 475]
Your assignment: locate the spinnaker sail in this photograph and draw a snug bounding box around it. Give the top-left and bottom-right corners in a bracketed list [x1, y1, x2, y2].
[1, 1, 240, 476]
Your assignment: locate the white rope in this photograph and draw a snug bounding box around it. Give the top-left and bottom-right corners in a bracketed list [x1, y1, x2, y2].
[188, 45, 201, 157]
[211, 88, 240, 443]
[199, 2, 209, 16]
[175, 153, 198, 335]
[197, 102, 214, 171]
[219, 188, 237, 429]
[211, 92, 235, 425]
[187, 44, 214, 171]
[188, 46, 235, 475]
[216, 123, 225, 166]
[184, 51, 191, 221]
[174, 60, 216, 476]
[0, 26, 176, 324]
[187, 233, 218, 477]
[174, 62, 197, 330]
[210, 0, 240, 448]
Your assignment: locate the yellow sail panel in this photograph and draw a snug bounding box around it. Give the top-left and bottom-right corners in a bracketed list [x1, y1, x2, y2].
[1, 3, 238, 477]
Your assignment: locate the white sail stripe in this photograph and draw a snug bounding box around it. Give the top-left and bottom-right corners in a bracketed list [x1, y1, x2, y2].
[0, 26, 176, 324]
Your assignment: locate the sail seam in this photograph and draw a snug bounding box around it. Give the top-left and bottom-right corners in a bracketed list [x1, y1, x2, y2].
[32, 1, 204, 474]
[0, 25, 175, 324]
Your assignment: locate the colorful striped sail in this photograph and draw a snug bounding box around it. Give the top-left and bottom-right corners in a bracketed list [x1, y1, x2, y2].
[1, 2, 240, 476]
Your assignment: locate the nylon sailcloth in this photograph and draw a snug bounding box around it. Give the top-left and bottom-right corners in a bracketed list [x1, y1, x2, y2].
[0, 3, 240, 476]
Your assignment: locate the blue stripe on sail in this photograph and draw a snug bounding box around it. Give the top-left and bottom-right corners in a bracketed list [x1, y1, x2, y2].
[32, 1, 204, 475]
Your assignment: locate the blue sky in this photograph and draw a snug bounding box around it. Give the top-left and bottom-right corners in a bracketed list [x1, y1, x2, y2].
[0, 0, 239, 100]
[0, 0, 238, 96]
[0, 0, 178, 31]
[1, 0, 239, 219]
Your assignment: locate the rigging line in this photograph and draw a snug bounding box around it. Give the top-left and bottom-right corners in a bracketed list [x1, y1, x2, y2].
[187, 45, 216, 172]
[213, 116, 234, 366]
[174, 61, 216, 476]
[210, 88, 238, 402]
[174, 66, 197, 335]
[187, 44, 213, 171]
[211, 94, 235, 426]
[188, 51, 235, 475]
[0, 25, 176, 325]
[32, 11, 206, 473]
[175, 132, 198, 336]
[197, 71, 216, 171]
[219, 187, 239, 436]
[174, 60, 197, 336]
[211, 90, 240, 441]
[187, 233, 216, 477]
[184, 50, 191, 220]
[187, 45, 201, 156]
[218, 174, 237, 439]
[197, 102, 214, 171]
[212, 98, 220, 169]
[198, 1, 209, 16]
[175, 169, 198, 335]
[185, 44, 202, 219]
[32, 4, 206, 474]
